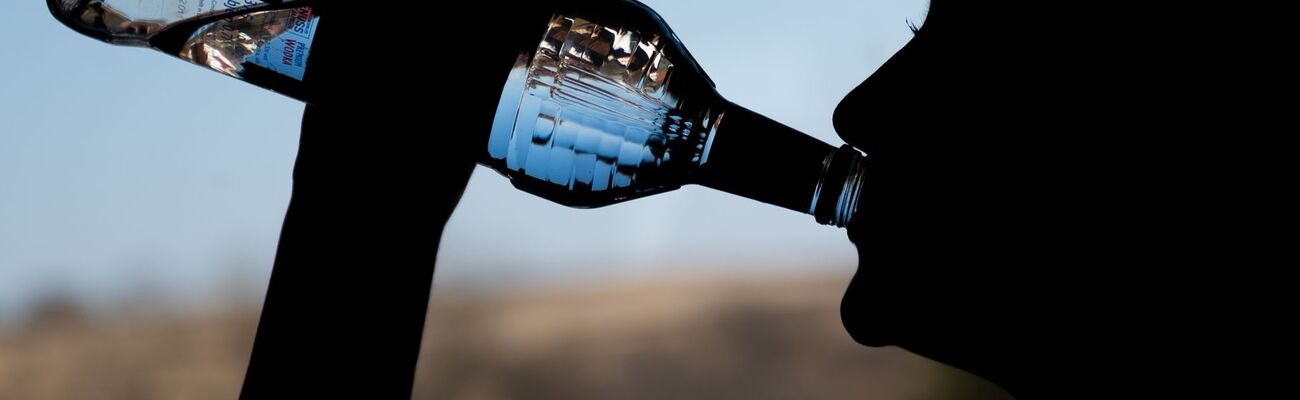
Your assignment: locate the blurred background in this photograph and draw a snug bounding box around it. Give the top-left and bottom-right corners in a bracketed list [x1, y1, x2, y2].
[0, 0, 1010, 398]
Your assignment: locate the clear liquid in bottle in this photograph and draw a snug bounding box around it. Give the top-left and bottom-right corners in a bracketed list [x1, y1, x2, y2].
[484, 8, 867, 226]
[49, 0, 867, 226]
[47, 0, 320, 102]
[485, 14, 723, 207]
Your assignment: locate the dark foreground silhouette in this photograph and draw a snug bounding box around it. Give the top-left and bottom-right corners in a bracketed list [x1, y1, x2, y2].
[240, 1, 1259, 399]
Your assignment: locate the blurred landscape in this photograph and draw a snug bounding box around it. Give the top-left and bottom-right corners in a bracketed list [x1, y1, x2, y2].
[1, 275, 1009, 400]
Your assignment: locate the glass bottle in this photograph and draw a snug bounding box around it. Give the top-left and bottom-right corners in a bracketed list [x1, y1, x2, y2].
[46, 0, 867, 226]
[46, 0, 321, 100]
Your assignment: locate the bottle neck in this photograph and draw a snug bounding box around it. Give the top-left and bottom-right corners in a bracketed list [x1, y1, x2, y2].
[689, 105, 867, 227]
[809, 144, 868, 227]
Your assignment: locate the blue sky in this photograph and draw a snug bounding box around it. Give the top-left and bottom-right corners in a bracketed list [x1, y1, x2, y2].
[0, 0, 927, 323]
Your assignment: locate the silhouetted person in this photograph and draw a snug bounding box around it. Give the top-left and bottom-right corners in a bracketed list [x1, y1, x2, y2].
[241, 1, 1248, 399]
[831, 1, 1256, 398]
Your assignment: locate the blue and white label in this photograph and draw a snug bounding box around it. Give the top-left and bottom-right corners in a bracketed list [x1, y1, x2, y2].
[247, 7, 318, 80]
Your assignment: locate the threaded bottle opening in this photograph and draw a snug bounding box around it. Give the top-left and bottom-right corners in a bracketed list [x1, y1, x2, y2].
[811, 145, 867, 227]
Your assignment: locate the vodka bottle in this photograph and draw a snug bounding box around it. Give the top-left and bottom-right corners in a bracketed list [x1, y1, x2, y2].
[47, 0, 867, 226]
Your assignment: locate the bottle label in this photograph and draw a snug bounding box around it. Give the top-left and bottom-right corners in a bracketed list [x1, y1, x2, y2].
[246, 7, 317, 80]
[177, 6, 319, 82]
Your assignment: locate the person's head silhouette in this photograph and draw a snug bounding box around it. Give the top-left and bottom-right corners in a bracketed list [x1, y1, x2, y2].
[830, 1, 1193, 397]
